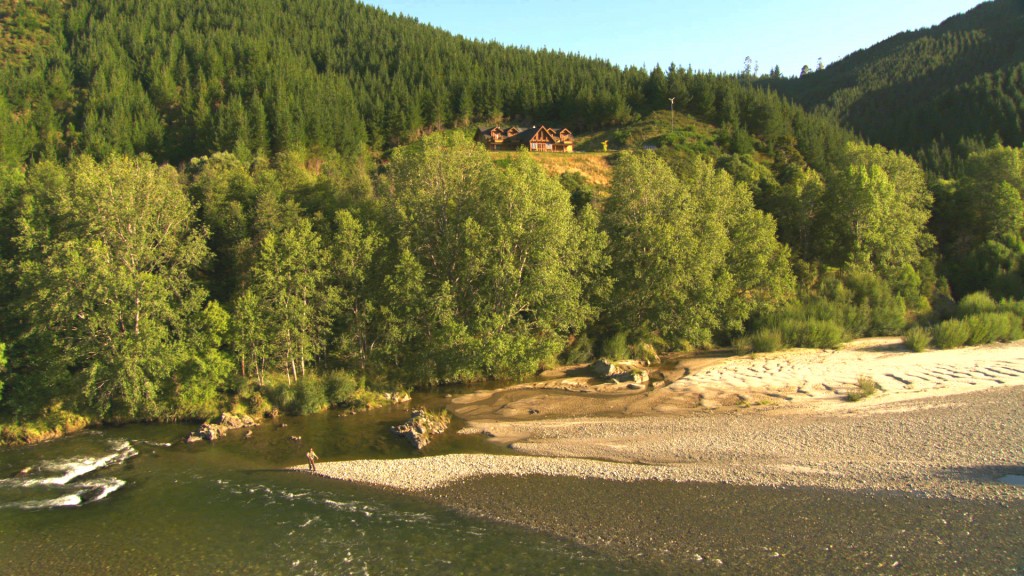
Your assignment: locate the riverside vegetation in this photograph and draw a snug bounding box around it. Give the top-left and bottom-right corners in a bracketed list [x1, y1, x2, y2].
[1, 0, 1024, 441]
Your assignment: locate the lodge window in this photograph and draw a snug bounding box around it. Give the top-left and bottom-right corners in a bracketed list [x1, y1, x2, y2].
[545, 143, 552, 150]
[530, 142, 538, 150]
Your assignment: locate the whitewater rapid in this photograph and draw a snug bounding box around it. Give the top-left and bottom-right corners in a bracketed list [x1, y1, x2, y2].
[0, 439, 136, 509]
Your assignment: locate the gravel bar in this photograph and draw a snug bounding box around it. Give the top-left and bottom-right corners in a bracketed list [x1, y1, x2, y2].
[297, 385, 1024, 502]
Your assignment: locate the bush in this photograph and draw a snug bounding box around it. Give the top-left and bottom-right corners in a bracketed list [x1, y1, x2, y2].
[847, 376, 877, 401]
[870, 295, 908, 336]
[735, 328, 785, 353]
[0, 405, 90, 446]
[778, 318, 845, 349]
[292, 376, 329, 415]
[561, 333, 595, 365]
[324, 370, 362, 405]
[632, 342, 660, 364]
[957, 292, 999, 316]
[962, 312, 1024, 345]
[263, 374, 295, 413]
[601, 332, 629, 361]
[932, 318, 971, 349]
[902, 326, 932, 352]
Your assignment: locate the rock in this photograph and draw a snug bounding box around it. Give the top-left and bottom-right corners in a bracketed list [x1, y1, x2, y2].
[384, 391, 412, 404]
[244, 430, 254, 439]
[593, 359, 653, 385]
[187, 412, 260, 443]
[14, 466, 32, 477]
[290, 435, 302, 442]
[220, 412, 243, 429]
[196, 422, 224, 441]
[392, 408, 451, 450]
[591, 358, 626, 377]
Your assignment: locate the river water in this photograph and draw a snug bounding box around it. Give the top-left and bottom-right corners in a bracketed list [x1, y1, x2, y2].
[4, 396, 1024, 575]
[0, 402, 644, 575]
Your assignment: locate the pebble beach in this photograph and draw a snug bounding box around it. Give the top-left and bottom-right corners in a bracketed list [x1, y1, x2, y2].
[296, 338, 1024, 572]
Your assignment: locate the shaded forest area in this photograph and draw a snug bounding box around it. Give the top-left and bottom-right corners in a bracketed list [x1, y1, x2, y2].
[1, 0, 1023, 436]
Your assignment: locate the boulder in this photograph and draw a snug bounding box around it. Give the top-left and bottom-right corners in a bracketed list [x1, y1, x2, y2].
[392, 408, 451, 450]
[623, 370, 650, 388]
[186, 412, 260, 443]
[591, 358, 626, 377]
[218, 412, 256, 430]
[384, 391, 412, 404]
[220, 412, 243, 429]
[197, 422, 225, 441]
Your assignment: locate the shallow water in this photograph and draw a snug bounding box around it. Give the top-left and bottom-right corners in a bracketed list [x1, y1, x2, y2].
[0, 404, 642, 575]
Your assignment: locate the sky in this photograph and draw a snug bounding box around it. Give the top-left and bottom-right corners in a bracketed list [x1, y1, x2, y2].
[359, 0, 985, 77]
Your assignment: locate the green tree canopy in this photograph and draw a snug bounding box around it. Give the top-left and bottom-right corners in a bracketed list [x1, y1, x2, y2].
[602, 151, 794, 348]
[11, 155, 226, 420]
[373, 132, 604, 381]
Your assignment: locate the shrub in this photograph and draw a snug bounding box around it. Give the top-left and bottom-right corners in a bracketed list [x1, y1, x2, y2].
[902, 326, 932, 352]
[869, 295, 907, 336]
[263, 374, 295, 413]
[732, 334, 753, 355]
[632, 342, 660, 364]
[749, 328, 784, 353]
[561, 333, 594, 365]
[957, 292, 998, 317]
[601, 332, 629, 361]
[292, 376, 329, 415]
[245, 392, 272, 417]
[778, 318, 845, 349]
[847, 376, 877, 401]
[324, 370, 362, 406]
[962, 312, 1024, 346]
[995, 298, 1024, 317]
[931, 318, 971, 349]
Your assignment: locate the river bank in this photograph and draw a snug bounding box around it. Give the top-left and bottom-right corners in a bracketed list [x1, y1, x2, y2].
[302, 338, 1024, 572]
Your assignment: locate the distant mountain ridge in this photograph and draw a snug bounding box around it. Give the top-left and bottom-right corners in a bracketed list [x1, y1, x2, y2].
[766, 0, 1024, 170]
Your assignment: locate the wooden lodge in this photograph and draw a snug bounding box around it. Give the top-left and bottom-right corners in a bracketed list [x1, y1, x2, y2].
[475, 125, 574, 152]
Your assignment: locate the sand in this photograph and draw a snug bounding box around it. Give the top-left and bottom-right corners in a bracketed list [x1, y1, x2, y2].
[296, 338, 1024, 572]
[301, 337, 1024, 502]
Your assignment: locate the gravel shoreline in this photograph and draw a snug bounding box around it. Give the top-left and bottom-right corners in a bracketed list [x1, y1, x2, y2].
[299, 385, 1024, 502]
[295, 343, 1024, 572]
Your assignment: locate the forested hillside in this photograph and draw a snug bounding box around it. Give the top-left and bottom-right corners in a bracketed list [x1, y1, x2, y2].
[765, 0, 1024, 174]
[0, 0, 860, 169]
[1, 0, 1022, 440]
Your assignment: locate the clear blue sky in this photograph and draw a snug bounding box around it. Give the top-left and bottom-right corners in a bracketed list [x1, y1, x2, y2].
[360, 0, 985, 77]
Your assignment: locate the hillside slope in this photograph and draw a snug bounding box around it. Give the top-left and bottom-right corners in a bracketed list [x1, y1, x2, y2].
[765, 0, 1024, 170]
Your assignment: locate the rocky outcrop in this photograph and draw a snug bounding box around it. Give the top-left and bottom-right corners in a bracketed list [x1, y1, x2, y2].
[591, 359, 650, 388]
[185, 412, 259, 443]
[392, 408, 451, 450]
[383, 391, 412, 404]
[591, 358, 627, 377]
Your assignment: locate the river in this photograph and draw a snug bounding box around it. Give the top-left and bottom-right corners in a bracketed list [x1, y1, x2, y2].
[4, 393, 1024, 574]
[0, 401, 645, 575]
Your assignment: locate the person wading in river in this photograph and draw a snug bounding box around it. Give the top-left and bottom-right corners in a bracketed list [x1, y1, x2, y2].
[306, 448, 319, 472]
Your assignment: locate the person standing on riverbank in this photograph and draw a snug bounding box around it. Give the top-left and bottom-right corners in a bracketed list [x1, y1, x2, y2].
[306, 448, 319, 472]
